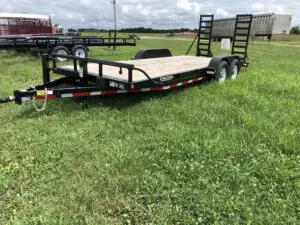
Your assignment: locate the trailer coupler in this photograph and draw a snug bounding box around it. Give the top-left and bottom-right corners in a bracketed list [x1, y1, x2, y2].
[1, 88, 47, 104]
[0, 88, 51, 111]
[14, 89, 32, 104]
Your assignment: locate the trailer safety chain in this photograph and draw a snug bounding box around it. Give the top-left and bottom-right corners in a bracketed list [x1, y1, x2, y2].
[32, 88, 48, 112]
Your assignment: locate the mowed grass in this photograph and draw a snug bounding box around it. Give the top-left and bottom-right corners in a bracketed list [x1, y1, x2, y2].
[0, 34, 300, 224]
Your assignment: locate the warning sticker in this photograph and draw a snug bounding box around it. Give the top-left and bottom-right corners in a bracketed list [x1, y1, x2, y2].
[36, 90, 46, 96]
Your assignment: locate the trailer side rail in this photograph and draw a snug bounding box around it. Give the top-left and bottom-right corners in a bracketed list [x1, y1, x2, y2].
[48, 54, 163, 86]
[0, 36, 136, 49]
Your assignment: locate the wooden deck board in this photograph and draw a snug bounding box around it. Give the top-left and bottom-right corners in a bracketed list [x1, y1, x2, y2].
[60, 56, 212, 82]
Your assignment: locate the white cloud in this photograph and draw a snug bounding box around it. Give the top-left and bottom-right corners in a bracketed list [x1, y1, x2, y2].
[192, 2, 202, 15]
[177, 0, 192, 11]
[216, 8, 229, 17]
[252, 3, 264, 11]
[0, 0, 298, 28]
[275, 5, 285, 13]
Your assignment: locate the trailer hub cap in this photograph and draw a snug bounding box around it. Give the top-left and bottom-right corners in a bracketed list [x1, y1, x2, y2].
[231, 65, 238, 80]
[219, 67, 227, 83]
[75, 49, 86, 58]
[56, 50, 68, 61]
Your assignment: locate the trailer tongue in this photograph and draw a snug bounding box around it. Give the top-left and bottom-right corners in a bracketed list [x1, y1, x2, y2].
[0, 14, 253, 110]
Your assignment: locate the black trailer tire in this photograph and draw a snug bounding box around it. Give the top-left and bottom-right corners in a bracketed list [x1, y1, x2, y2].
[51, 46, 69, 61]
[215, 61, 229, 83]
[72, 45, 88, 58]
[228, 58, 241, 80]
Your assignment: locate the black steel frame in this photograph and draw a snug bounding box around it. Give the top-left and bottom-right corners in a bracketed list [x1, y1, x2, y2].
[50, 54, 165, 86]
[0, 35, 136, 50]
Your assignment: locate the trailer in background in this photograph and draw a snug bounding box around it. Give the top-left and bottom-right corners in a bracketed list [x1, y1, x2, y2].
[0, 35, 136, 59]
[0, 13, 53, 35]
[212, 13, 292, 40]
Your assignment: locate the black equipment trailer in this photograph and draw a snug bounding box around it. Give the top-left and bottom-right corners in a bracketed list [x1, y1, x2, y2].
[0, 35, 136, 59]
[0, 14, 253, 110]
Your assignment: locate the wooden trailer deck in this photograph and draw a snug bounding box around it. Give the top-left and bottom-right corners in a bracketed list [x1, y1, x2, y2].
[59, 56, 212, 83]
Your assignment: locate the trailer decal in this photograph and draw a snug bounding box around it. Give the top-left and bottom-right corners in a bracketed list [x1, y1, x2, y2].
[160, 75, 174, 82]
[35, 94, 55, 100]
[61, 93, 73, 98]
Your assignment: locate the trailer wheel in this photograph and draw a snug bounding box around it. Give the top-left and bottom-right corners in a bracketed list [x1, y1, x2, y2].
[51, 46, 69, 61]
[72, 45, 88, 58]
[229, 59, 240, 80]
[215, 61, 229, 83]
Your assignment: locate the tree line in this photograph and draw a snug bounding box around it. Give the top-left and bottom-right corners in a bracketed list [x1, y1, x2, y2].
[290, 26, 300, 35]
[73, 26, 300, 34]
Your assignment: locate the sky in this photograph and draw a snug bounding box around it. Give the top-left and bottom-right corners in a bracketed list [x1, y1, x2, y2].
[1, 0, 299, 29]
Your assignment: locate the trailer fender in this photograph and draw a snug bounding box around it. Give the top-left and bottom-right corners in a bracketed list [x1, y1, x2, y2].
[134, 48, 172, 60]
[207, 56, 240, 71]
[206, 56, 240, 80]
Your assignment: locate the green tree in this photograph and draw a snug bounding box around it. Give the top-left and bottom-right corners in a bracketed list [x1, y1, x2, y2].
[290, 26, 300, 35]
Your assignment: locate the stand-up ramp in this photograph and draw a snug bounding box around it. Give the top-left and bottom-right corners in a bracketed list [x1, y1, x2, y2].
[196, 15, 214, 57]
[232, 14, 253, 66]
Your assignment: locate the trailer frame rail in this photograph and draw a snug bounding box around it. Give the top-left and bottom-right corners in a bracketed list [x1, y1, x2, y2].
[0, 35, 136, 49]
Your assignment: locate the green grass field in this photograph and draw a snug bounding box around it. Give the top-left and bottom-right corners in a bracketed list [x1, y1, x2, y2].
[0, 34, 300, 224]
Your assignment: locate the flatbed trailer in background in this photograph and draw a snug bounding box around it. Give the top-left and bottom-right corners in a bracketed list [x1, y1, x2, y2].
[0, 35, 136, 58]
[0, 14, 253, 110]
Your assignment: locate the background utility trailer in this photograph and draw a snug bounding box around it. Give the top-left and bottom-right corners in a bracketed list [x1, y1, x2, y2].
[0, 35, 136, 59]
[0, 14, 253, 109]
